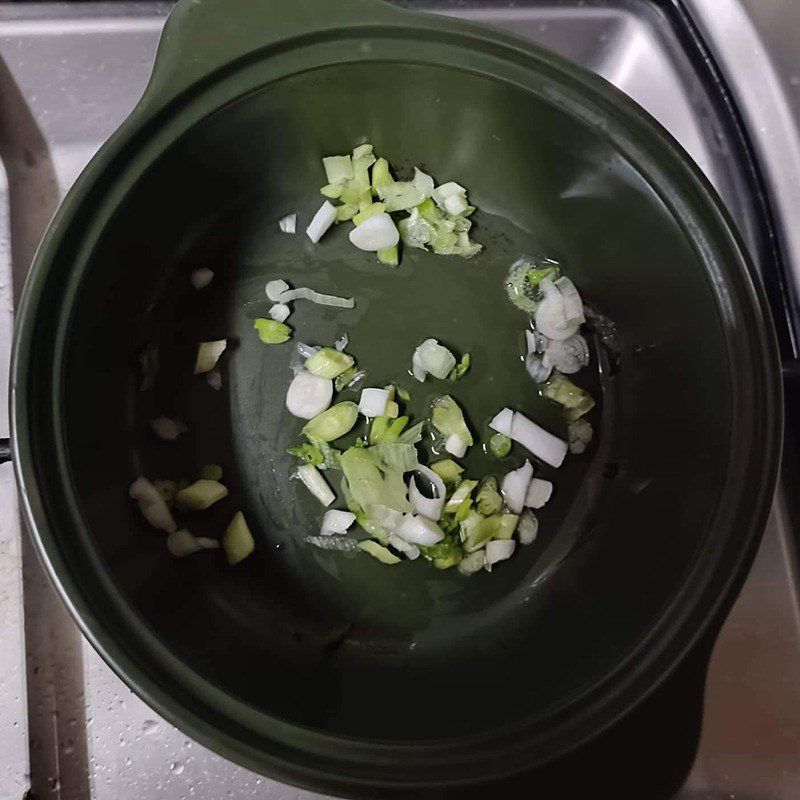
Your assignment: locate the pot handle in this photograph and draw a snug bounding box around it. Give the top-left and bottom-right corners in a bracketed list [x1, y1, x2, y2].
[0, 438, 11, 464]
[142, 0, 411, 108]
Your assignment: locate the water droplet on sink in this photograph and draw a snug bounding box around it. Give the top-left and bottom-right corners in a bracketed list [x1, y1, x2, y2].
[170, 761, 185, 775]
[142, 719, 160, 735]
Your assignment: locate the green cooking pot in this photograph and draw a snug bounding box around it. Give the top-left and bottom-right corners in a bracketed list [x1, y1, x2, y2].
[8, 0, 781, 795]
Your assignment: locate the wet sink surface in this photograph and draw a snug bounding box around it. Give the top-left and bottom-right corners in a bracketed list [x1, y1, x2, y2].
[0, 2, 798, 798]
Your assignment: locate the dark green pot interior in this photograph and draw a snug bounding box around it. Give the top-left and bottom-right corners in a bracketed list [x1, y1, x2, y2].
[64, 63, 728, 735]
[16, 35, 777, 790]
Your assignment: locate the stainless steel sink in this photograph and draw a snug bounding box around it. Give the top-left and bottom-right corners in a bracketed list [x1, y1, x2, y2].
[0, 2, 798, 798]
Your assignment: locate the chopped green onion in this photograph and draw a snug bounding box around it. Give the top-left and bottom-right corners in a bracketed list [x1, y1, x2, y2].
[377, 181, 425, 212]
[175, 479, 229, 511]
[167, 529, 211, 558]
[431, 395, 473, 447]
[485, 539, 516, 570]
[153, 479, 178, 505]
[377, 245, 399, 267]
[430, 459, 464, 486]
[200, 464, 223, 481]
[490, 407, 568, 469]
[223, 512, 254, 565]
[129, 477, 176, 533]
[349, 213, 399, 252]
[527, 264, 560, 291]
[149, 417, 187, 441]
[447, 353, 471, 381]
[371, 157, 393, 193]
[420, 536, 464, 569]
[445, 479, 478, 513]
[306, 200, 337, 243]
[355, 513, 391, 546]
[479, 513, 519, 541]
[336, 204, 358, 222]
[304, 347, 354, 379]
[322, 155, 354, 185]
[398, 208, 435, 250]
[254, 318, 291, 344]
[384, 400, 399, 418]
[295, 464, 335, 506]
[388, 534, 421, 560]
[287, 444, 323, 466]
[320, 183, 343, 199]
[412, 167, 435, 198]
[396, 386, 411, 402]
[475, 477, 503, 516]
[489, 433, 512, 458]
[459, 511, 488, 553]
[359, 387, 390, 418]
[194, 340, 227, 374]
[412, 339, 456, 382]
[458, 550, 486, 576]
[397, 420, 423, 444]
[334, 365, 359, 391]
[306, 437, 342, 470]
[285, 371, 333, 419]
[340, 447, 410, 514]
[500, 460, 533, 514]
[568, 418, 594, 454]
[369, 415, 409, 444]
[371, 442, 419, 473]
[352, 143, 375, 161]
[359, 540, 401, 565]
[353, 202, 385, 226]
[302, 402, 359, 442]
[397, 514, 445, 545]
[320, 509, 356, 536]
[542, 372, 595, 420]
[525, 478, 553, 509]
[517, 510, 539, 545]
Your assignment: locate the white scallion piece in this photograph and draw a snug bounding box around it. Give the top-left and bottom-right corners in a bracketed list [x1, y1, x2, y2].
[501, 460, 533, 514]
[334, 333, 349, 351]
[368, 504, 405, 533]
[542, 334, 589, 375]
[397, 514, 445, 546]
[489, 408, 514, 437]
[149, 417, 187, 441]
[285, 371, 333, 419]
[444, 434, 468, 458]
[408, 465, 446, 521]
[278, 213, 297, 234]
[388, 534, 420, 560]
[194, 340, 227, 374]
[268, 280, 354, 309]
[129, 477, 176, 533]
[320, 509, 356, 536]
[535, 277, 583, 341]
[412, 167, 435, 198]
[412, 338, 456, 382]
[206, 369, 222, 391]
[266, 279, 290, 301]
[348, 212, 399, 252]
[167, 529, 217, 557]
[295, 464, 335, 507]
[269, 303, 291, 323]
[511, 411, 568, 468]
[485, 539, 516, 569]
[458, 550, 486, 576]
[190, 268, 214, 290]
[433, 181, 468, 216]
[490, 408, 568, 468]
[359, 387, 390, 418]
[525, 478, 553, 509]
[517, 510, 539, 545]
[306, 200, 337, 243]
